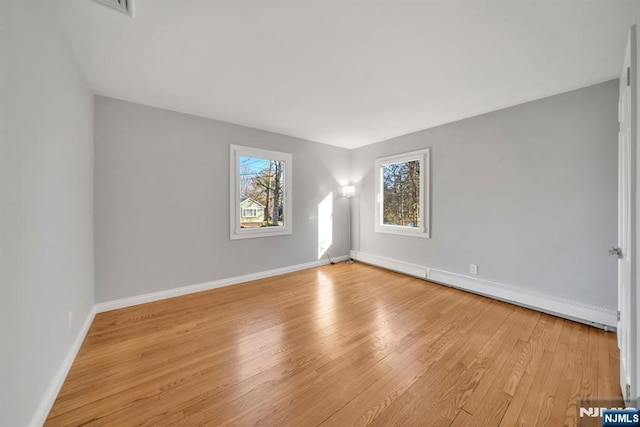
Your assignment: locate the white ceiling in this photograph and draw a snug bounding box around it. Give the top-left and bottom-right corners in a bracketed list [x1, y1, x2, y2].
[55, 0, 638, 149]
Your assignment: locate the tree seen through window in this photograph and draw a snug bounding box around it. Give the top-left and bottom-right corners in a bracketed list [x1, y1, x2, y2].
[382, 160, 420, 228]
[239, 156, 285, 228]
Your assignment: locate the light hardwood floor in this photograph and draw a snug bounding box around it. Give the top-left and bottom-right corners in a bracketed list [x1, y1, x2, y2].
[46, 262, 622, 426]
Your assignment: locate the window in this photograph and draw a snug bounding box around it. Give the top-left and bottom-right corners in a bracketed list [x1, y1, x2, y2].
[242, 208, 258, 218]
[375, 148, 430, 238]
[230, 145, 292, 239]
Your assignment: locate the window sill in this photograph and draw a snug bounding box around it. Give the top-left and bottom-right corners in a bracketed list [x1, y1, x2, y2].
[374, 225, 430, 239]
[230, 227, 292, 240]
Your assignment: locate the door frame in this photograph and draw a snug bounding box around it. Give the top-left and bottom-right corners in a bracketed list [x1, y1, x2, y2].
[619, 24, 638, 406]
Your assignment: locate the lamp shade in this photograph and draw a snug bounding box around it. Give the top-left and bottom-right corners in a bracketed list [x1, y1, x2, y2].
[342, 185, 356, 198]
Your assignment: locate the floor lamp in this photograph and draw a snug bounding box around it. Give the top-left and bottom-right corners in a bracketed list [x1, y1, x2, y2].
[342, 185, 355, 264]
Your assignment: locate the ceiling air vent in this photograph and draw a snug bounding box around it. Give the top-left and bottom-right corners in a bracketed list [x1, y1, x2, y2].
[92, 0, 135, 17]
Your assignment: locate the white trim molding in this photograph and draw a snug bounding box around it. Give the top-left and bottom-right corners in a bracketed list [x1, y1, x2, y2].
[350, 250, 617, 329]
[30, 306, 97, 427]
[96, 255, 349, 313]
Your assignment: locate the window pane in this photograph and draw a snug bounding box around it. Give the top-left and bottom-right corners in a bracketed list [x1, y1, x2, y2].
[239, 156, 285, 228]
[382, 160, 420, 228]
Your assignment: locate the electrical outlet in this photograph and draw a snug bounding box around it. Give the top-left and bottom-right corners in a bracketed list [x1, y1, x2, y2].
[469, 264, 478, 275]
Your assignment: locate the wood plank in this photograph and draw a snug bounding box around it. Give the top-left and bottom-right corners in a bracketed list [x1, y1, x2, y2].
[45, 262, 623, 426]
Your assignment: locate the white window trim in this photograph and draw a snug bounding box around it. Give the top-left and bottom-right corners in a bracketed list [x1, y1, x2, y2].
[374, 148, 430, 238]
[230, 144, 292, 240]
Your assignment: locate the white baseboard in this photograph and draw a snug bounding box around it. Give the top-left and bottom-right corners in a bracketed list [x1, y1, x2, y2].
[349, 250, 429, 279]
[350, 250, 617, 329]
[30, 305, 96, 427]
[96, 255, 349, 313]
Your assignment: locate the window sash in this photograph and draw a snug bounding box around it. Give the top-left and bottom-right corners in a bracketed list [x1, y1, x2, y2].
[230, 145, 292, 240]
[374, 149, 430, 238]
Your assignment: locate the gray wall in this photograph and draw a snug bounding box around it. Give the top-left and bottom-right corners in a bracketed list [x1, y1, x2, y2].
[95, 96, 350, 303]
[0, 1, 95, 426]
[351, 80, 619, 309]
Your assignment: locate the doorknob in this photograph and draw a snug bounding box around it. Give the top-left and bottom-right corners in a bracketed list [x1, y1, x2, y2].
[609, 247, 623, 258]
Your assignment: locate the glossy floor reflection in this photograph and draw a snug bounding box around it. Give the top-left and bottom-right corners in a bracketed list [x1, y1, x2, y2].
[46, 263, 622, 426]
